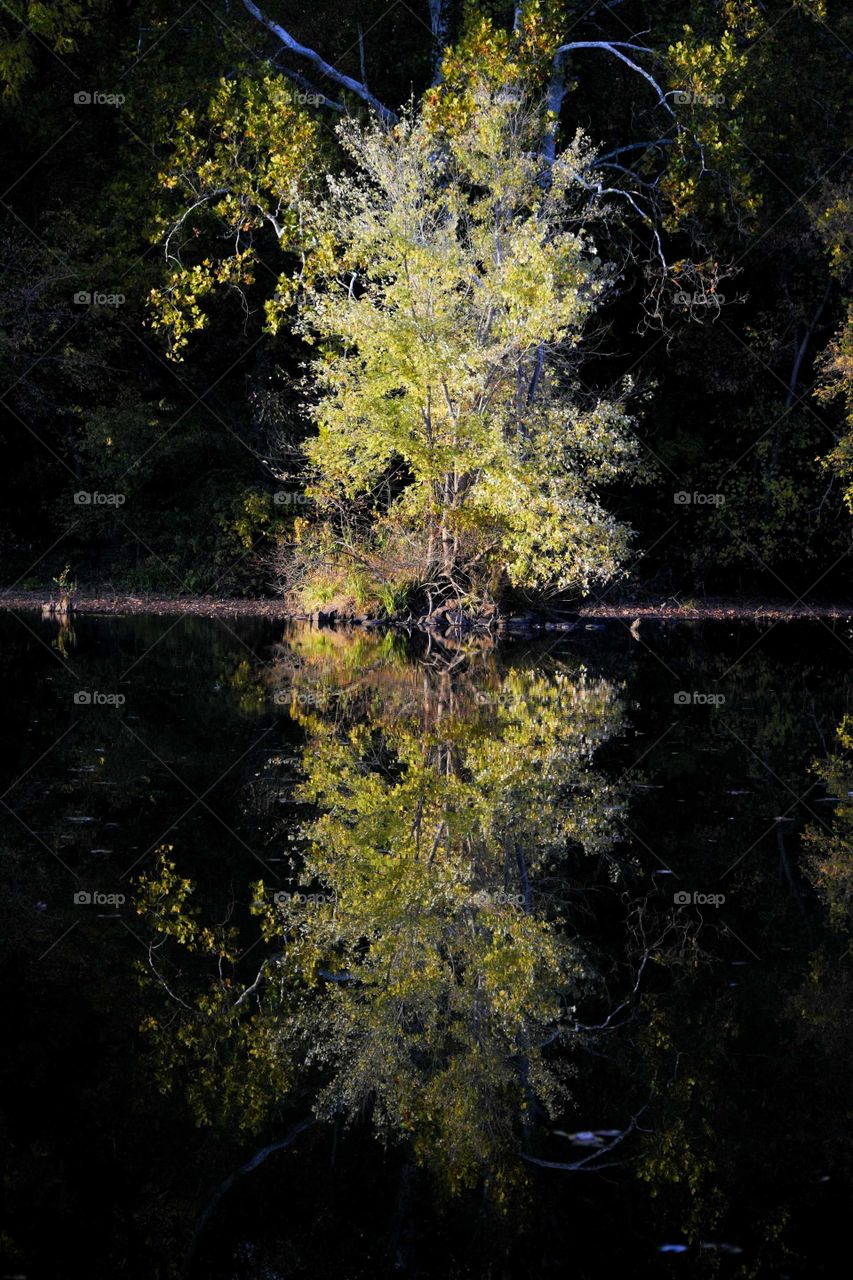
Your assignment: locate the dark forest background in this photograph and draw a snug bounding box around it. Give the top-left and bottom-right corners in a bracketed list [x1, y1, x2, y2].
[0, 0, 851, 600]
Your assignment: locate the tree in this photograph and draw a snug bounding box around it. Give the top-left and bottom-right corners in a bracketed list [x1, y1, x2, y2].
[284, 79, 644, 609]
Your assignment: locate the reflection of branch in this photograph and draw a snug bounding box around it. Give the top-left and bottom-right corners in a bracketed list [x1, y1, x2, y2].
[233, 958, 270, 1005]
[521, 1111, 642, 1171]
[186, 1116, 316, 1266]
[574, 946, 652, 1032]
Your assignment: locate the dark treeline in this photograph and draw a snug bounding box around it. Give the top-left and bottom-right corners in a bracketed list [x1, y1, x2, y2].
[0, 1, 851, 603]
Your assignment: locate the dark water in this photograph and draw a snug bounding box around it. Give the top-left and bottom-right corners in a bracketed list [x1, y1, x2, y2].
[1, 610, 851, 1279]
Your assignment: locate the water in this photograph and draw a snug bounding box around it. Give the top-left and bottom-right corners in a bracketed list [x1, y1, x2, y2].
[1, 609, 851, 1278]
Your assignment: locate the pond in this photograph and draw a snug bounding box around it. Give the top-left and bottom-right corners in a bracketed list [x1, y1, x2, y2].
[0, 609, 850, 1278]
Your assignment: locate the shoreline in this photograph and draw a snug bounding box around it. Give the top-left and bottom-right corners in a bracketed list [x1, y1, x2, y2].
[2, 590, 853, 624]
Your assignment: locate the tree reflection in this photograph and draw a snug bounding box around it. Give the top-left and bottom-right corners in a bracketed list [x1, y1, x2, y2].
[138, 629, 628, 1197]
[802, 713, 853, 929]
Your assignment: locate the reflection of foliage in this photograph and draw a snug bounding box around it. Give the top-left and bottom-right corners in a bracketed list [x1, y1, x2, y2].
[802, 715, 853, 929]
[136, 852, 293, 1134]
[269, 659, 625, 1194]
[636, 1006, 726, 1243]
[136, 636, 628, 1199]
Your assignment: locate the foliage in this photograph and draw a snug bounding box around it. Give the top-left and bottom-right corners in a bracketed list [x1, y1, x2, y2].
[0, 0, 851, 597]
[802, 716, 853, 930]
[287, 79, 644, 605]
[149, 74, 320, 359]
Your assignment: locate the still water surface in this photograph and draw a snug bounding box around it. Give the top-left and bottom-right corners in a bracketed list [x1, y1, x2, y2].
[1, 610, 851, 1278]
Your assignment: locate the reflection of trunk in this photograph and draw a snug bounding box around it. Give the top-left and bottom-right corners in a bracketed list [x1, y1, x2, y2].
[389, 1157, 415, 1271]
[777, 823, 806, 918]
[42, 595, 74, 618]
[186, 1115, 316, 1268]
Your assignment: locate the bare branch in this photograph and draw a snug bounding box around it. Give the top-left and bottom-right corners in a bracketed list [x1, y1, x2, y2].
[427, 0, 450, 82]
[240, 0, 397, 124]
[554, 42, 675, 118]
[543, 41, 675, 167]
[187, 1116, 317, 1266]
[357, 23, 368, 91]
[595, 139, 674, 165]
[787, 279, 832, 407]
[274, 62, 345, 113]
[521, 1112, 643, 1172]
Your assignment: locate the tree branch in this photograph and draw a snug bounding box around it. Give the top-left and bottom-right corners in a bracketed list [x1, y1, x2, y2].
[427, 0, 450, 82]
[240, 0, 397, 123]
[786, 278, 832, 407]
[554, 42, 675, 118]
[543, 41, 675, 166]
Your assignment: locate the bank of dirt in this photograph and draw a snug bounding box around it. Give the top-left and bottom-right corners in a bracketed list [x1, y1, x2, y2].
[3, 590, 853, 626]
